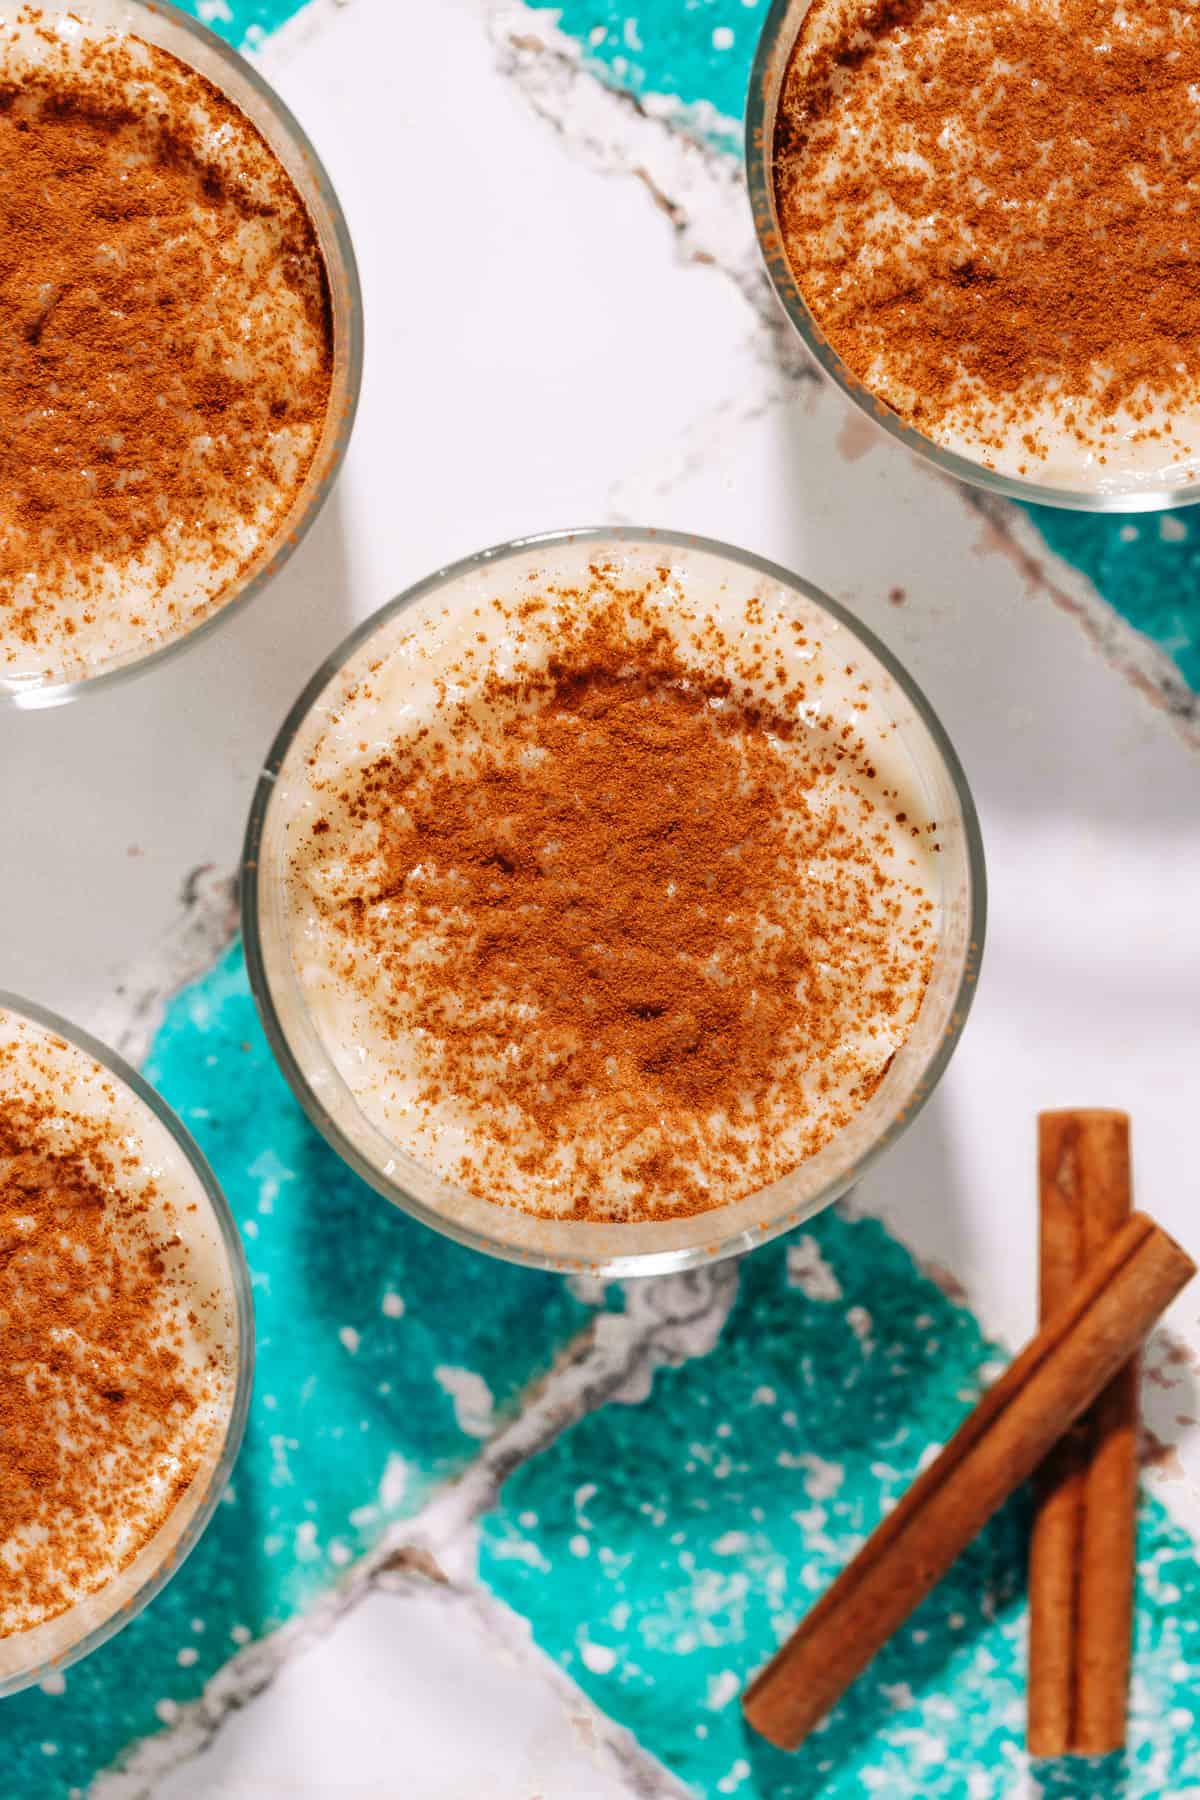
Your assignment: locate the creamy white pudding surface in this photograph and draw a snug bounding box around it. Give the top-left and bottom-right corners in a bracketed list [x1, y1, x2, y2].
[0, 7, 333, 690]
[0, 1007, 237, 1654]
[274, 542, 943, 1225]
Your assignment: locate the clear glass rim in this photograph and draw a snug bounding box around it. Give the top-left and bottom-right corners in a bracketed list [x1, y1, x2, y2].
[242, 525, 988, 1278]
[745, 0, 1200, 515]
[0, 0, 365, 711]
[0, 990, 255, 1698]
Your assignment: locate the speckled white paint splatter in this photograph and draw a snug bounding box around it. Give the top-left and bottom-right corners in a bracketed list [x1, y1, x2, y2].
[786, 1235, 843, 1301]
[379, 1455, 408, 1512]
[434, 1367, 496, 1439]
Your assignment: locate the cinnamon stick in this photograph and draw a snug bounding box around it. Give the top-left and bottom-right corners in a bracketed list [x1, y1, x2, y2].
[1028, 1110, 1137, 1757]
[742, 1212, 1194, 1752]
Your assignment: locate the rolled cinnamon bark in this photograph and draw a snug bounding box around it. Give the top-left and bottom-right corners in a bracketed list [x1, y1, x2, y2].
[1028, 1110, 1137, 1757]
[742, 1211, 1194, 1753]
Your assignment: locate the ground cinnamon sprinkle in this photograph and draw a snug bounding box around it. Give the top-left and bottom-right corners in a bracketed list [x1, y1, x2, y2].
[773, 0, 1200, 472]
[0, 10, 332, 678]
[295, 565, 938, 1223]
[0, 1021, 227, 1638]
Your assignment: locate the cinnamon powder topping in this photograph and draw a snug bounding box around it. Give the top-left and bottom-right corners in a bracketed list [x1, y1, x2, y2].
[0, 11, 333, 682]
[773, 0, 1200, 476]
[0, 1018, 230, 1638]
[293, 564, 938, 1222]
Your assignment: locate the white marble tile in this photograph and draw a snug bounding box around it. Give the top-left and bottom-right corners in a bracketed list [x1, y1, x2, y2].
[153, 1580, 684, 1800]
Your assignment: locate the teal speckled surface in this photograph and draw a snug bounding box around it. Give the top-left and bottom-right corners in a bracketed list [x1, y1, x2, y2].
[481, 1220, 1200, 1798]
[0, 945, 603, 1800]
[183, 0, 299, 50]
[542, 0, 764, 132]
[1026, 508, 1200, 692]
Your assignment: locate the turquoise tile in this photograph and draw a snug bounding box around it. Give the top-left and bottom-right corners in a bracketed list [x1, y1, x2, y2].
[545, 0, 764, 137]
[1021, 507, 1200, 693]
[480, 1217, 1200, 1798]
[0, 944, 600, 1799]
[176, 1, 303, 50]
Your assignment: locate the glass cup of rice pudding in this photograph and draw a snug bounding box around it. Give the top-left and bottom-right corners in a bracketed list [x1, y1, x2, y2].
[0, 0, 362, 706]
[244, 529, 985, 1276]
[0, 995, 252, 1695]
[748, 0, 1200, 509]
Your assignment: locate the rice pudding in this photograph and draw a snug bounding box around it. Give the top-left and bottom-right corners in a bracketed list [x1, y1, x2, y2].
[268, 540, 945, 1227]
[770, 0, 1200, 494]
[0, 6, 334, 690]
[0, 1003, 240, 1683]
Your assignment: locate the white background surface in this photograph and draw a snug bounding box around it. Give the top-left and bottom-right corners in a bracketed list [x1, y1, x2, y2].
[153, 1583, 673, 1800]
[4, 0, 1199, 1792]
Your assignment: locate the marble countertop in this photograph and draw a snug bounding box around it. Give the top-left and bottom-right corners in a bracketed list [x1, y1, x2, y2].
[1, 1, 1198, 1795]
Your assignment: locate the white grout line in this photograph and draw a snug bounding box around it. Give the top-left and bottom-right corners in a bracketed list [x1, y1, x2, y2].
[367, 1568, 697, 1800]
[98, 1558, 693, 1799]
[962, 489, 1200, 746]
[488, 2, 809, 388]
